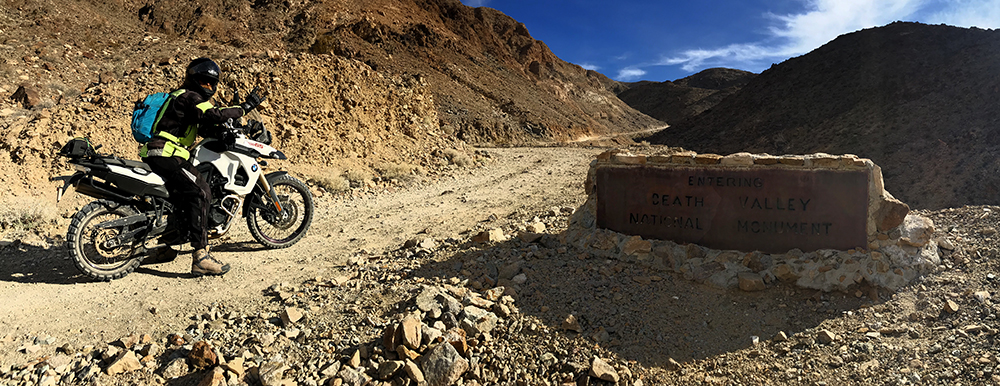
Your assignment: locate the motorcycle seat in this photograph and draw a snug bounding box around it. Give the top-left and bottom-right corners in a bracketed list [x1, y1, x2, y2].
[100, 157, 152, 173]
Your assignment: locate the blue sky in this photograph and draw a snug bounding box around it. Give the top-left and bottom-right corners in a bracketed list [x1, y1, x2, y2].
[459, 0, 1000, 82]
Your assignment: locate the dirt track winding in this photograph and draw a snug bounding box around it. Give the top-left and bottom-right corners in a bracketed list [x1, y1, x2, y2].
[0, 147, 598, 365]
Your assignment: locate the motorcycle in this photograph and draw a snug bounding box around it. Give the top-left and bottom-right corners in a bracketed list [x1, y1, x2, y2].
[53, 118, 314, 281]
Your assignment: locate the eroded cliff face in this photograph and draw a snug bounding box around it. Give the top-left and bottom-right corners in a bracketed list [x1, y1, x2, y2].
[137, 0, 661, 143]
[0, 0, 659, 203]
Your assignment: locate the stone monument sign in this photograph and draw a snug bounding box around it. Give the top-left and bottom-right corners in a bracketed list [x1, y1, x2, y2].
[595, 166, 868, 253]
[566, 150, 937, 292]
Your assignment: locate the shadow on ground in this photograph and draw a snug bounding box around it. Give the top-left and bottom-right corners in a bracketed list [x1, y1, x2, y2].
[0, 240, 245, 284]
[0, 241, 90, 285]
[407, 232, 885, 368]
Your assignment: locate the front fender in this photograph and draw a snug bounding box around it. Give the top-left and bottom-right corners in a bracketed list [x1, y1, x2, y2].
[265, 171, 289, 183]
[243, 171, 292, 217]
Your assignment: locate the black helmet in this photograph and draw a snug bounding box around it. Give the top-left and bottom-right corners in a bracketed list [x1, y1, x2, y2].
[184, 58, 221, 98]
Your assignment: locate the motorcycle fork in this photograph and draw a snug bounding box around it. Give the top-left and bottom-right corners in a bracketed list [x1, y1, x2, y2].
[257, 173, 285, 215]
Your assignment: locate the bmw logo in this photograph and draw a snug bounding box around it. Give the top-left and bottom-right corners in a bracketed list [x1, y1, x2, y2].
[251, 164, 258, 172]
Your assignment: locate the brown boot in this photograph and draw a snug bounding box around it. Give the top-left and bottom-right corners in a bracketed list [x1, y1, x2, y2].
[191, 247, 230, 276]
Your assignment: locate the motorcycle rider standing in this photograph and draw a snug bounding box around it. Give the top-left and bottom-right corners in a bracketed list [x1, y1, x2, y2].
[140, 57, 264, 276]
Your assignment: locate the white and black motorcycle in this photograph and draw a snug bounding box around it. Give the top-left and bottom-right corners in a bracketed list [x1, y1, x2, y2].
[54, 119, 313, 281]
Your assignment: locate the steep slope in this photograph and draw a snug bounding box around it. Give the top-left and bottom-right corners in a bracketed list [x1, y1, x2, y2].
[647, 22, 1000, 209]
[617, 68, 754, 125]
[139, 0, 662, 143]
[0, 0, 659, 205]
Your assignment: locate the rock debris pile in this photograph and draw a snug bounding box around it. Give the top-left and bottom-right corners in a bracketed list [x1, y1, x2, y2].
[6, 200, 1000, 384]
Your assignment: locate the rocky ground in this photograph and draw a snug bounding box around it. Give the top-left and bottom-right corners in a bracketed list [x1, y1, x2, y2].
[1, 146, 1000, 386]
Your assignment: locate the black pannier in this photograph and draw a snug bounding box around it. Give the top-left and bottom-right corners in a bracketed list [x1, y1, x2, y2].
[59, 137, 97, 158]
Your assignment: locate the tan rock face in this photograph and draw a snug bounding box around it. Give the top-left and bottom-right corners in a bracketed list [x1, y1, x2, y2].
[188, 341, 218, 369]
[876, 194, 910, 231]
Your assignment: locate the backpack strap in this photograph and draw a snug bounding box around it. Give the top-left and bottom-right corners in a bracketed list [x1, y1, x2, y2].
[151, 89, 187, 142]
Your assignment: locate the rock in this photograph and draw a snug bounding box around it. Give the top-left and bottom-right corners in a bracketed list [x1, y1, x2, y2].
[46, 354, 73, 373]
[280, 307, 304, 326]
[259, 357, 290, 386]
[319, 361, 340, 378]
[666, 358, 682, 371]
[337, 366, 371, 386]
[419, 237, 437, 249]
[421, 342, 469, 386]
[140, 343, 163, 358]
[404, 360, 425, 383]
[189, 341, 218, 369]
[773, 331, 788, 342]
[562, 314, 583, 333]
[382, 324, 399, 351]
[483, 287, 505, 301]
[720, 152, 754, 166]
[38, 373, 57, 386]
[817, 330, 838, 344]
[225, 358, 246, 377]
[518, 232, 543, 243]
[527, 222, 546, 233]
[461, 305, 499, 337]
[773, 264, 799, 282]
[473, 229, 506, 243]
[10, 85, 41, 108]
[589, 357, 619, 382]
[945, 299, 960, 314]
[401, 316, 422, 349]
[499, 261, 522, 280]
[974, 291, 991, 304]
[738, 272, 766, 291]
[621, 236, 652, 255]
[167, 333, 186, 346]
[541, 353, 558, 367]
[422, 324, 444, 345]
[160, 357, 189, 379]
[397, 344, 420, 361]
[198, 366, 226, 386]
[347, 348, 362, 368]
[899, 214, 934, 247]
[378, 360, 404, 380]
[105, 351, 142, 375]
[117, 334, 141, 349]
[875, 194, 910, 231]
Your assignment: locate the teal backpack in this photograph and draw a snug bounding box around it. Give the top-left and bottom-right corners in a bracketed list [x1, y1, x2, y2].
[131, 89, 185, 143]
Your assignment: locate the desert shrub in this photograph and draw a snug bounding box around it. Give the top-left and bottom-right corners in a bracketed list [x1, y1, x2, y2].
[344, 167, 373, 183]
[313, 174, 350, 193]
[443, 148, 473, 167]
[376, 162, 423, 180]
[0, 198, 56, 238]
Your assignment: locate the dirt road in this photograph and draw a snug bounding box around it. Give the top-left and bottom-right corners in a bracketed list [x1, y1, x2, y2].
[0, 147, 598, 367]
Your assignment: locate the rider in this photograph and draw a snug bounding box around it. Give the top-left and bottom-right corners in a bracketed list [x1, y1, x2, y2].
[141, 57, 264, 276]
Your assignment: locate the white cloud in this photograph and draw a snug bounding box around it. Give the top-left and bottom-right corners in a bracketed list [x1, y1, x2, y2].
[926, 0, 1000, 28]
[646, 0, 1000, 77]
[579, 63, 601, 71]
[617, 67, 647, 81]
[461, 0, 490, 7]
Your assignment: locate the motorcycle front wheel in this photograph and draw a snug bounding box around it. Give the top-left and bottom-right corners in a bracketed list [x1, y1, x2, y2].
[67, 200, 143, 281]
[247, 174, 314, 248]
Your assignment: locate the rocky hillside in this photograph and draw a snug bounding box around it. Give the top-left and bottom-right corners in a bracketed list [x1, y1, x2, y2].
[645, 22, 1000, 210]
[0, 0, 660, 206]
[617, 68, 755, 125]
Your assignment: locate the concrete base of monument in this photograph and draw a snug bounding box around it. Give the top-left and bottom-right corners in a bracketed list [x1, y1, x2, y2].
[562, 194, 941, 293]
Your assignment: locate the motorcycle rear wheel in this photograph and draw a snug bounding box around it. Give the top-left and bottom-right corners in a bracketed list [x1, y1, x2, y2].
[247, 174, 314, 248]
[67, 200, 143, 281]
